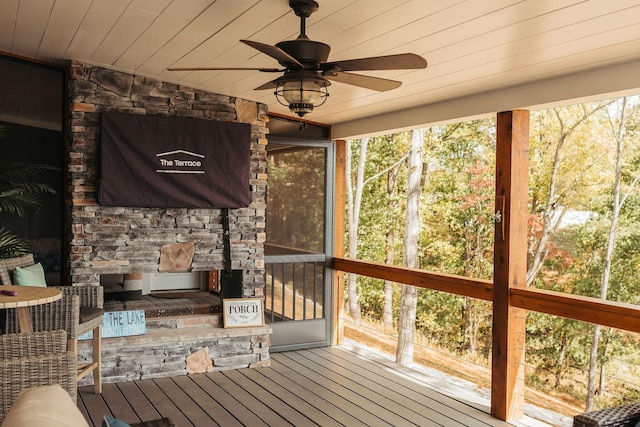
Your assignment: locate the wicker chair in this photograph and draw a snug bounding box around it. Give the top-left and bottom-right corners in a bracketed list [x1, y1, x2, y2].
[573, 402, 640, 427]
[0, 253, 104, 394]
[0, 329, 76, 424]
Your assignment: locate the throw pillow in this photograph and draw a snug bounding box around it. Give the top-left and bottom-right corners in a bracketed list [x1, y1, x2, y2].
[102, 415, 131, 427]
[13, 263, 47, 287]
[2, 384, 90, 427]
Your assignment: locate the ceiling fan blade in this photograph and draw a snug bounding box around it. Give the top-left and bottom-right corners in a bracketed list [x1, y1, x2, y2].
[240, 40, 304, 69]
[168, 66, 282, 72]
[254, 79, 279, 91]
[325, 71, 402, 91]
[326, 53, 427, 72]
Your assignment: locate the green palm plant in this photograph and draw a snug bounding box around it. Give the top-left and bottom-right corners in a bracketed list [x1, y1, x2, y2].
[0, 227, 30, 258]
[0, 162, 59, 216]
[0, 124, 59, 259]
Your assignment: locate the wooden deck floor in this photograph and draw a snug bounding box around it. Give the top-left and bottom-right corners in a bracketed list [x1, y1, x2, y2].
[78, 345, 551, 427]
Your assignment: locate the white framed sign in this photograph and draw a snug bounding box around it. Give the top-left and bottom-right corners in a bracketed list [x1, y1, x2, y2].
[223, 297, 265, 328]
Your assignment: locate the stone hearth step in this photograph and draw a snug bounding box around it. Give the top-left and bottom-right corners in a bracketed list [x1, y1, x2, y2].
[145, 314, 223, 330]
[78, 314, 272, 385]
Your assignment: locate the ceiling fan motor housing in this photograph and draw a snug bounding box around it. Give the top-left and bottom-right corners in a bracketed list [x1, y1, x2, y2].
[276, 39, 330, 67]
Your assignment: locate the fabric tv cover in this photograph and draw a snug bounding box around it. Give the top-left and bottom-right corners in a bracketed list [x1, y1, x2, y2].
[99, 112, 252, 208]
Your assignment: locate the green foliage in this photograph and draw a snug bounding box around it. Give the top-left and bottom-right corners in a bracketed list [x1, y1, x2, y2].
[350, 133, 410, 264]
[0, 227, 30, 259]
[267, 147, 325, 252]
[358, 277, 387, 319]
[346, 96, 640, 412]
[420, 120, 496, 278]
[0, 124, 59, 259]
[348, 119, 497, 354]
[0, 162, 58, 217]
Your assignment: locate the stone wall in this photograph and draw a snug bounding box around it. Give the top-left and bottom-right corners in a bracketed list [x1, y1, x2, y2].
[78, 316, 271, 385]
[67, 62, 268, 295]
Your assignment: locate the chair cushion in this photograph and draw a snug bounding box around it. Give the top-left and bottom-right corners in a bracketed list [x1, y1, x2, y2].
[12, 263, 47, 287]
[1, 384, 89, 427]
[0, 254, 35, 285]
[80, 306, 105, 323]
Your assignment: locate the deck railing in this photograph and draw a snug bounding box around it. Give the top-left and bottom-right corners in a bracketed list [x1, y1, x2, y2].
[264, 255, 326, 322]
[332, 256, 640, 421]
[333, 257, 640, 334]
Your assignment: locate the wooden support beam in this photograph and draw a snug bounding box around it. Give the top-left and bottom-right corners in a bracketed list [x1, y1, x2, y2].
[491, 110, 529, 421]
[333, 257, 493, 301]
[333, 140, 347, 345]
[511, 287, 640, 333]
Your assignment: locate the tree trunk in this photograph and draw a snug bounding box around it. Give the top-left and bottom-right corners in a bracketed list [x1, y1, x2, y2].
[396, 129, 424, 365]
[527, 108, 575, 286]
[586, 324, 602, 411]
[462, 298, 480, 356]
[527, 104, 609, 286]
[345, 138, 369, 323]
[397, 284, 417, 365]
[383, 165, 400, 328]
[586, 98, 629, 411]
[555, 331, 567, 388]
[383, 231, 395, 328]
[599, 329, 612, 398]
[461, 225, 483, 356]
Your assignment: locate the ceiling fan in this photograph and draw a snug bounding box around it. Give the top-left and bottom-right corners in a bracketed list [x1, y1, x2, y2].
[168, 0, 427, 117]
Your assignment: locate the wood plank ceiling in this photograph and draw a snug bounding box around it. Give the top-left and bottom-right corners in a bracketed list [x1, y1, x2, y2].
[1, 0, 640, 137]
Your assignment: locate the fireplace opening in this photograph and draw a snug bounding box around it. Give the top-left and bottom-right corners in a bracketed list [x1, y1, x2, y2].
[100, 270, 243, 317]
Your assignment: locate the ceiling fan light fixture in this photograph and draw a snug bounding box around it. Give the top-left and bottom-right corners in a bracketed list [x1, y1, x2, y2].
[275, 73, 329, 117]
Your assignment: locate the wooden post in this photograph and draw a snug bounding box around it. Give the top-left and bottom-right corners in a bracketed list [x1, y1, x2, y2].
[492, 110, 529, 420]
[333, 139, 347, 345]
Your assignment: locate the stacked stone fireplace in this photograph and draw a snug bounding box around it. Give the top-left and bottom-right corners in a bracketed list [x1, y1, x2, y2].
[67, 61, 267, 295]
[67, 62, 271, 380]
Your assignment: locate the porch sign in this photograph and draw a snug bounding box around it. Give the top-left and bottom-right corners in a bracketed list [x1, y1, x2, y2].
[223, 298, 264, 328]
[99, 111, 252, 208]
[79, 310, 146, 340]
